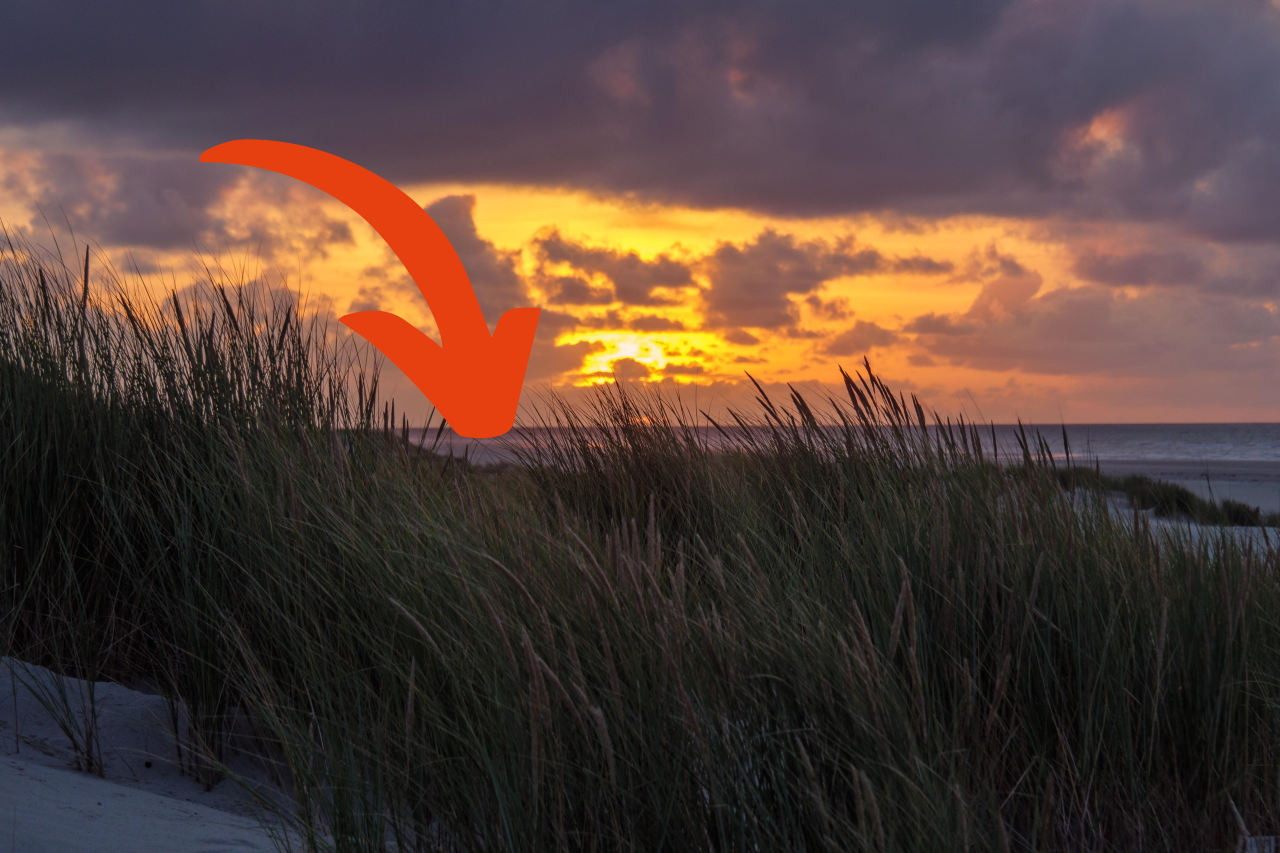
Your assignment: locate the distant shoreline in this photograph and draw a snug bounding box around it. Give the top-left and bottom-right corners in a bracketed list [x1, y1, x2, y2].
[385, 426, 1280, 514]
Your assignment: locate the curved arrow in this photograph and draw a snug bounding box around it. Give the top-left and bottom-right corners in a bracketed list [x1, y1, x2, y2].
[200, 139, 540, 438]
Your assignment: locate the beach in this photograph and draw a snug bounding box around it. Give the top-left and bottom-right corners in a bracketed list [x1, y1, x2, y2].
[0, 661, 287, 853]
[1092, 458, 1280, 514]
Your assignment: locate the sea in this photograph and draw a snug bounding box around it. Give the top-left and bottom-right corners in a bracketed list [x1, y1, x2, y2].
[992, 423, 1280, 513]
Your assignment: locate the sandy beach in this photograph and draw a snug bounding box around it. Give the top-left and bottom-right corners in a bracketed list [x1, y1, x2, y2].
[0, 660, 287, 852]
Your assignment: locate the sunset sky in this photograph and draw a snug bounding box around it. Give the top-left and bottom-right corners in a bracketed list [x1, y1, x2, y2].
[4, 0, 1280, 424]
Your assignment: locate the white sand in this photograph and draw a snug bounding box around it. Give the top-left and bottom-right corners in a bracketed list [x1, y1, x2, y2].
[0, 755, 277, 852]
[1070, 489, 1280, 551]
[0, 659, 289, 852]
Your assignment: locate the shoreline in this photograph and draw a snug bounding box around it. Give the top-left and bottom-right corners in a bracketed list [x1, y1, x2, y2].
[396, 427, 1280, 514]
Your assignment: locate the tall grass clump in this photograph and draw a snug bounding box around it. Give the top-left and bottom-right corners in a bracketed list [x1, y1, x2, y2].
[3, 228, 1280, 851]
[1057, 465, 1280, 528]
[0, 230, 376, 784]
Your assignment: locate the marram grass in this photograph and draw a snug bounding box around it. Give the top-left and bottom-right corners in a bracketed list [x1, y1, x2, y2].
[3, 233, 1280, 852]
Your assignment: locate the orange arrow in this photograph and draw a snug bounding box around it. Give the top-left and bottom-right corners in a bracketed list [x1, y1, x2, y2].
[200, 139, 540, 438]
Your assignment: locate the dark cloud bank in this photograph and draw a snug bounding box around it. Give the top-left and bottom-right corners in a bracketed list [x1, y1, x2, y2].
[4, 0, 1280, 241]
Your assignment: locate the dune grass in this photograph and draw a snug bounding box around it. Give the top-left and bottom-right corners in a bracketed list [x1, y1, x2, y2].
[4, 234, 1280, 851]
[1055, 465, 1280, 529]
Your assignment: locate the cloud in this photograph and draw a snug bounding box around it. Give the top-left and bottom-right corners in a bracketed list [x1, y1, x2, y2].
[907, 270, 1280, 378]
[1073, 248, 1204, 287]
[700, 228, 882, 329]
[533, 308, 582, 341]
[522, 307, 598, 382]
[29, 153, 227, 250]
[630, 314, 685, 331]
[610, 357, 651, 381]
[166, 274, 306, 324]
[578, 310, 626, 330]
[805, 295, 852, 320]
[541, 274, 615, 305]
[822, 320, 899, 356]
[10, 150, 355, 259]
[355, 199, 600, 383]
[948, 244, 1036, 284]
[890, 255, 954, 275]
[722, 328, 761, 346]
[13, 0, 1280, 415]
[1066, 238, 1280, 298]
[903, 313, 977, 336]
[525, 339, 602, 382]
[346, 284, 391, 314]
[425, 194, 527, 325]
[965, 266, 1043, 323]
[8, 2, 1012, 223]
[533, 228, 693, 305]
[8, 2, 1280, 241]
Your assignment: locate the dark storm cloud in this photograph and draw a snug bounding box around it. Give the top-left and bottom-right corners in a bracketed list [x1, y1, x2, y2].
[532, 229, 693, 306]
[700, 228, 882, 329]
[7, 0, 1280, 241]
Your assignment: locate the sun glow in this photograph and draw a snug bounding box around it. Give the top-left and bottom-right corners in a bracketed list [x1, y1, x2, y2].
[8, 163, 1235, 425]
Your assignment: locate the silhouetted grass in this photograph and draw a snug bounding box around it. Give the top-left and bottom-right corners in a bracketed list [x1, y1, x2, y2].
[4, 232, 1280, 852]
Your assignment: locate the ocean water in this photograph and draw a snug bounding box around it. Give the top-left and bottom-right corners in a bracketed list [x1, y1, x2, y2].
[998, 423, 1280, 514]
[990, 423, 1280, 464]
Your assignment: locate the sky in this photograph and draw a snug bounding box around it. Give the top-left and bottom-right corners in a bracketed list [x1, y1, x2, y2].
[4, 0, 1280, 425]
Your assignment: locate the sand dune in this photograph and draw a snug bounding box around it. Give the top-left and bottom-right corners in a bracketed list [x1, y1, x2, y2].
[0, 660, 287, 852]
[0, 755, 276, 852]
